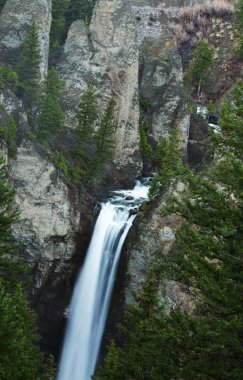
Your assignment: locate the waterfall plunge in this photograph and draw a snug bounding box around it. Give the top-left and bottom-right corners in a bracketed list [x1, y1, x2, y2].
[58, 181, 149, 380]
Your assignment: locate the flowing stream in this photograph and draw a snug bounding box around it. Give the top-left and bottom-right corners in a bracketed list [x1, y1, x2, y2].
[57, 180, 150, 380]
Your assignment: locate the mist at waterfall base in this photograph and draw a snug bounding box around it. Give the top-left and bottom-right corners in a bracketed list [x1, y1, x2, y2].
[57, 180, 150, 380]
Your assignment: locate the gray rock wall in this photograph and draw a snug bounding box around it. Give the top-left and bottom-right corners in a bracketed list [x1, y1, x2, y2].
[58, 0, 190, 178]
[0, 0, 52, 79]
[10, 141, 80, 264]
[133, 4, 189, 152]
[124, 184, 196, 313]
[58, 0, 142, 178]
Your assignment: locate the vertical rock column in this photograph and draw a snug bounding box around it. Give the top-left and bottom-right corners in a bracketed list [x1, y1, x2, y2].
[58, 0, 143, 179]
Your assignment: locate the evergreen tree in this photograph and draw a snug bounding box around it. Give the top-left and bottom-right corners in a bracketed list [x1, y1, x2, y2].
[186, 40, 214, 96]
[75, 86, 98, 161]
[17, 22, 41, 112]
[37, 67, 64, 142]
[6, 116, 17, 157]
[92, 99, 115, 175]
[50, 0, 69, 50]
[0, 281, 42, 380]
[0, 116, 17, 157]
[65, 0, 96, 31]
[139, 121, 152, 159]
[96, 82, 243, 379]
[0, 66, 18, 90]
[234, 0, 243, 58]
[149, 127, 182, 198]
[0, 157, 44, 379]
[0, 156, 19, 277]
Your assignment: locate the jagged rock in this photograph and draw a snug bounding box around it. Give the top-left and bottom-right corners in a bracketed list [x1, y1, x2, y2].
[58, 0, 191, 180]
[134, 4, 189, 152]
[58, 1, 142, 179]
[0, 0, 52, 79]
[124, 192, 195, 312]
[10, 141, 80, 263]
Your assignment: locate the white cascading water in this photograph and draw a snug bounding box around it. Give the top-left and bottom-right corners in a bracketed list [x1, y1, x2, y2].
[57, 180, 150, 380]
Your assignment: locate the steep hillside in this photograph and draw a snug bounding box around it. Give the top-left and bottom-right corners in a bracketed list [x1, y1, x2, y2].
[0, 0, 242, 377]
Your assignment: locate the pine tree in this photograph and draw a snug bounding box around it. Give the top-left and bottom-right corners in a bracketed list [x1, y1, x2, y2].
[0, 116, 17, 157]
[0, 156, 19, 277]
[0, 281, 42, 380]
[149, 127, 182, 198]
[75, 86, 98, 161]
[37, 67, 64, 142]
[6, 116, 17, 157]
[96, 82, 243, 379]
[0, 157, 45, 379]
[92, 99, 115, 176]
[139, 121, 152, 159]
[17, 22, 41, 112]
[50, 0, 69, 50]
[186, 40, 214, 96]
[65, 0, 96, 31]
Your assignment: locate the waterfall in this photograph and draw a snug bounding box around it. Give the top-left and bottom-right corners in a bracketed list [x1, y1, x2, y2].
[57, 180, 150, 380]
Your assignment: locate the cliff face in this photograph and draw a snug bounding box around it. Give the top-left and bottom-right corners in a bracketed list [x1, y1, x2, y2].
[58, 0, 190, 178]
[0, 0, 51, 79]
[124, 187, 196, 313]
[0, 0, 193, 355]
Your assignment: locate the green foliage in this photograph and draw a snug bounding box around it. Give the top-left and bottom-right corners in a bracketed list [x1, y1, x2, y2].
[149, 127, 182, 198]
[50, 0, 69, 50]
[139, 121, 152, 158]
[234, 0, 243, 58]
[0, 157, 19, 277]
[37, 67, 64, 142]
[0, 158, 47, 379]
[17, 22, 41, 111]
[207, 100, 217, 115]
[0, 281, 42, 380]
[74, 87, 115, 179]
[54, 151, 68, 175]
[92, 99, 115, 176]
[6, 116, 17, 156]
[97, 81, 243, 380]
[75, 86, 98, 161]
[186, 40, 214, 94]
[66, 0, 96, 31]
[185, 93, 197, 114]
[0, 116, 17, 157]
[148, 173, 162, 199]
[0, 66, 18, 90]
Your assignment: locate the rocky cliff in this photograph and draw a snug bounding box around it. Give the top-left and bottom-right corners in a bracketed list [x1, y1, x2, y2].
[1, 0, 230, 359]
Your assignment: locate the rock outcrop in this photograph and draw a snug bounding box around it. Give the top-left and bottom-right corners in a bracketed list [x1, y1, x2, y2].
[124, 184, 196, 313]
[0, 0, 198, 356]
[0, 0, 52, 79]
[58, 0, 190, 179]
[134, 4, 189, 152]
[11, 141, 80, 264]
[58, 0, 142, 179]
